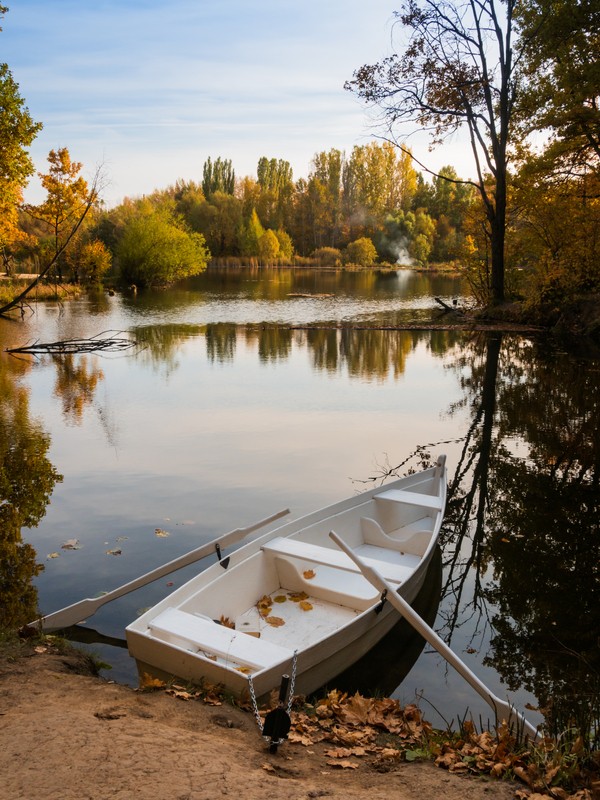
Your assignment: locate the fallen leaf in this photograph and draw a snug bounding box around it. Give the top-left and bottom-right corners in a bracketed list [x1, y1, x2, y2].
[155, 528, 170, 538]
[325, 760, 359, 769]
[236, 666, 252, 674]
[47, 552, 60, 559]
[34, 645, 48, 654]
[273, 595, 287, 603]
[61, 538, 81, 550]
[303, 569, 316, 579]
[105, 548, 122, 556]
[202, 693, 222, 706]
[299, 600, 313, 611]
[288, 591, 309, 602]
[139, 673, 165, 689]
[220, 615, 235, 629]
[166, 688, 194, 700]
[266, 616, 285, 627]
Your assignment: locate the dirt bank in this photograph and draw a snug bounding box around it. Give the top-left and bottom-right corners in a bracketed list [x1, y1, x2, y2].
[0, 641, 520, 800]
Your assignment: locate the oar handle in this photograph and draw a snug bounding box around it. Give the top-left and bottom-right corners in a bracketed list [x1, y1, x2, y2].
[328, 530, 540, 741]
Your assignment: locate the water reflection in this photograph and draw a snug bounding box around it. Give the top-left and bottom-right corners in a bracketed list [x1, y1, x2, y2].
[131, 321, 464, 381]
[0, 349, 63, 628]
[439, 334, 600, 744]
[53, 355, 104, 423]
[0, 279, 598, 741]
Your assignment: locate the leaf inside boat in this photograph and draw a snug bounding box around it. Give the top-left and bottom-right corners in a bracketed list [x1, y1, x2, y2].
[257, 594, 273, 617]
[303, 569, 316, 579]
[288, 591, 309, 602]
[219, 615, 235, 629]
[266, 616, 285, 627]
[273, 595, 287, 603]
[299, 600, 313, 611]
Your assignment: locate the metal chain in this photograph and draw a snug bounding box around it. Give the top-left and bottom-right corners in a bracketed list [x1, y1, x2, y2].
[247, 650, 298, 734]
[247, 674, 263, 733]
[287, 650, 298, 714]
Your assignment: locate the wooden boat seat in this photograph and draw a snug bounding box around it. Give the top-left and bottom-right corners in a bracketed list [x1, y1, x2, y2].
[360, 516, 432, 557]
[261, 537, 417, 584]
[375, 488, 443, 511]
[147, 608, 292, 669]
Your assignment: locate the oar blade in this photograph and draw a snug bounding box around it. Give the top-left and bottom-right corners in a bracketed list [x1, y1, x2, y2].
[36, 597, 101, 632]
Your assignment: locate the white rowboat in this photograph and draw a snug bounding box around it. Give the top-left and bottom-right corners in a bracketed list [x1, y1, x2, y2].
[125, 455, 447, 701]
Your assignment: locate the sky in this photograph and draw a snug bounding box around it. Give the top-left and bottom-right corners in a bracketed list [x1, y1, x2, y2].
[3, 1, 472, 208]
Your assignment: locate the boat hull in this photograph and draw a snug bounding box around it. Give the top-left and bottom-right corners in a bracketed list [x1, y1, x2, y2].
[126, 457, 447, 701]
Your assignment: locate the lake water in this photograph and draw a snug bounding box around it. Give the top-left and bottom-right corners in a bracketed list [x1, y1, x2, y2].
[1, 267, 598, 739]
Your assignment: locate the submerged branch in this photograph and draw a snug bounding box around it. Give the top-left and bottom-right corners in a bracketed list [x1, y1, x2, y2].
[6, 330, 137, 356]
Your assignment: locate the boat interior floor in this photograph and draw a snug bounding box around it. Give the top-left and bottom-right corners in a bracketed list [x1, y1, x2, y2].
[234, 590, 362, 653]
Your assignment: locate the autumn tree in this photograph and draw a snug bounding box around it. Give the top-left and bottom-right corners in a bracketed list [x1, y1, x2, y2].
[516, 0, 600, 177]
[0, 7, 43, 272]
[28, 148, 92, 280]
[347, 0, 522, 305]
[258, 229, 280, 265]
[345, 236, 378, 267]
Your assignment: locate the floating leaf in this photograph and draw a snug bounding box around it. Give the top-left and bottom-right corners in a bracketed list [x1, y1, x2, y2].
[303, 569, 316, 579]
[105, 548, 122, 556]
[61, 538, 81, 550]
[266, 616, 285, 627]
[273, 595, 287, 603]
[47, 552, 60, 559]
[155, 528, 170, 538]
[299, 600, 313, 612]
[116, 536, 128, 543]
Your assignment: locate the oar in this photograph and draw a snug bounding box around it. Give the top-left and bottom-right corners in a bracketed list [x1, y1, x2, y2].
[30, 509, 290, 632]
[329, 531, 540, 741]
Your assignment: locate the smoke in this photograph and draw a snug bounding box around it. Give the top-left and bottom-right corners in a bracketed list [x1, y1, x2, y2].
[380, 234, 414, 266]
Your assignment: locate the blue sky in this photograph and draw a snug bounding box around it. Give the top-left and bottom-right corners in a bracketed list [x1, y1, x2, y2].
[3, 1, 470, 207]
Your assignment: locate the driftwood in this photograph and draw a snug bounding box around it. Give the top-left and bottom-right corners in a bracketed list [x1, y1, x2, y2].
[6, 330, 137, 356]
[435, 296, 465, 314]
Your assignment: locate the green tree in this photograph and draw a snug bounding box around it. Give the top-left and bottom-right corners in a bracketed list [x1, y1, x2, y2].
[347, 0, 523, 305]
[0, 7, 43, 269]
[117, 201, 209, 287]
[345, 236, 378, 267]
[201, 156, 235, 197]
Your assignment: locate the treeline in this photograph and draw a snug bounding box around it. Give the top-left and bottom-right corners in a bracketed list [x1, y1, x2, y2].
[2, 1, 599, 314]
[91, 143, 474, 279]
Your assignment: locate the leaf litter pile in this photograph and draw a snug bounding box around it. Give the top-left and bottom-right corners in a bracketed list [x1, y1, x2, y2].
[137, 673, 597, 799]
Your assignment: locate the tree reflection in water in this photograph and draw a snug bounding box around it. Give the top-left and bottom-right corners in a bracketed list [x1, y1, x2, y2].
[366, 333, 599, 745]
[443, 334, 598, 746]
[0, 352, 63, 628]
